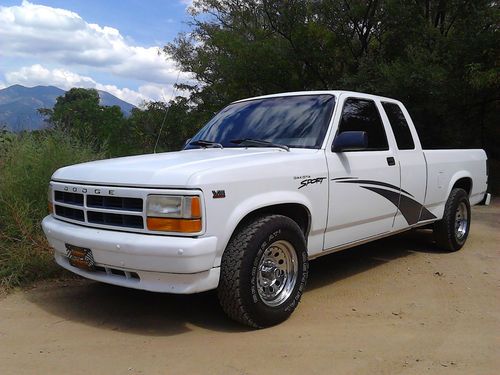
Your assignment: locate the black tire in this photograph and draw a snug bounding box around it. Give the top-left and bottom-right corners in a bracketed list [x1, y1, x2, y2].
[433, 188, 471, 252]
[217, 214, 308, 328]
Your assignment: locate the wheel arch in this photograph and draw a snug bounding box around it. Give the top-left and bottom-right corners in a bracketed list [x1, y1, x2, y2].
[448, 173, 473, 198]
[214, 193, 314, 268]
[232, 203, 312, 238]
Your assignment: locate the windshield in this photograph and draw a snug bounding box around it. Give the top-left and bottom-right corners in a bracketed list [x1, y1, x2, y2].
[185, 94, 336, 150]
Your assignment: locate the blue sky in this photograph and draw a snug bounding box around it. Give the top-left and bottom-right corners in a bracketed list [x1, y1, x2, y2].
[0, 0, 194, 105]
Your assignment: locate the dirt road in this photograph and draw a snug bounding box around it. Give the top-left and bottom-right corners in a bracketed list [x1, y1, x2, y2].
[1, 202, 499, 375]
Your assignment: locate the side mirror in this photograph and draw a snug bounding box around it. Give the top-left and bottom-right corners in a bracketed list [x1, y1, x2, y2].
[332, 131, 368, 152]
[183, 138, 191, 149]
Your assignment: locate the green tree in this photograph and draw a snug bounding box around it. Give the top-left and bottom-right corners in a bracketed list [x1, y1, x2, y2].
[128, 97, 207, 154]
[166, 0, 499, 152]
[40, 88, 130, 156]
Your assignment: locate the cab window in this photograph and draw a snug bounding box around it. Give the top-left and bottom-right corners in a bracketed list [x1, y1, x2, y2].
[338, 98, 389, 151]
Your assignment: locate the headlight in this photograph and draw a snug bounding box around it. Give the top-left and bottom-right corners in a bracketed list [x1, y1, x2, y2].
[48, 184, 54, 214]
[146, 195, 202, 233]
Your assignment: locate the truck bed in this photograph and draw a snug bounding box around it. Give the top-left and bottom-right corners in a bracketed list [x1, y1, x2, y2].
[423, 149, 488, 218]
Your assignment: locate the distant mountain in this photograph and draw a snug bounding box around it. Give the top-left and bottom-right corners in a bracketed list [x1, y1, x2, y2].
[0, 84, 136, 132]
[0, 85, 64, 132]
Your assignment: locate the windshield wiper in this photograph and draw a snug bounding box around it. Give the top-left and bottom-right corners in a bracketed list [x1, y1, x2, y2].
[189, 139, 223, 149]
[230, 138, 290, 152]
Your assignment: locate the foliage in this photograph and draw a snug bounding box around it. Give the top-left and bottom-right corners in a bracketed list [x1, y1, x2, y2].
[39, 88, 207, 156]
[166, 0, 499, 157]
[127, 98, 204, 154]
[40, 88, 130, 156]
[0, 127, 16, 157]
[0, 130, 106, 288]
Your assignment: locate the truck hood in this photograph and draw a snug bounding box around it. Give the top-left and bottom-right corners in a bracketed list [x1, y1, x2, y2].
[52, 148, 315, 187]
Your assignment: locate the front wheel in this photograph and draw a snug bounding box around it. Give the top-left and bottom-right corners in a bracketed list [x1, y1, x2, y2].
[433, 188, 471, 252]
[217, 215, 308, 328]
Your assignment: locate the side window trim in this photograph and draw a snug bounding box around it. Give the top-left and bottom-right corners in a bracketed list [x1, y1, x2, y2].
[336, 96, 390, 152]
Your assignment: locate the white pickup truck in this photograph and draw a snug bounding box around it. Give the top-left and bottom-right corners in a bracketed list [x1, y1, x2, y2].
[42, 91, 490, 327]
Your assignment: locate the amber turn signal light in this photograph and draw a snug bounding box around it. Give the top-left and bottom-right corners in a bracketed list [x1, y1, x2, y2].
[190, 196, 201, 218]
[147, 217, 202, 233]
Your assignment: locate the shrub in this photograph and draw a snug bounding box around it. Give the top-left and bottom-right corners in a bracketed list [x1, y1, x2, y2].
[0, 130, 105, 289]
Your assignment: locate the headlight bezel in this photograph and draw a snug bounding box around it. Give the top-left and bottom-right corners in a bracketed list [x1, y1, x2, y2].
[146, 195, 201, 219]
[146, 194, 203, 233]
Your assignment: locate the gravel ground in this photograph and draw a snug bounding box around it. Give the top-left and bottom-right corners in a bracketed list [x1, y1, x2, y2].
[1, 200, 498, 375]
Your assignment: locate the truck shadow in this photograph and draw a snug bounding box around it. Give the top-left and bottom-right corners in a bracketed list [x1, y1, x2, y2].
[27, 229, 443, 336]
[26, 280, 242, 336]
[307, 228, 440, 291]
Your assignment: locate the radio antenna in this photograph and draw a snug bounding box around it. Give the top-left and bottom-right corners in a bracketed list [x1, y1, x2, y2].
[153, 70, 181, 153]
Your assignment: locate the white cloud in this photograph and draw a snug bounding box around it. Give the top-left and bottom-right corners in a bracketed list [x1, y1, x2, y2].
[0, 1, 191, 85]
[4, 64, 173, 106]
[95, 83, 168, 107]
[6, 64, 95, 89]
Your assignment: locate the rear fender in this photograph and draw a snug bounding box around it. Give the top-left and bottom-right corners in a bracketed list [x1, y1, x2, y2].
[447, 171, 472, 199]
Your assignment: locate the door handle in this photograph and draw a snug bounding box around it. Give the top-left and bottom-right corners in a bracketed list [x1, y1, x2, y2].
[387, 157, 396, 166]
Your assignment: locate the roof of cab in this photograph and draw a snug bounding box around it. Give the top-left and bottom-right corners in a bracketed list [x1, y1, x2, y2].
[232, 90, 399, 104]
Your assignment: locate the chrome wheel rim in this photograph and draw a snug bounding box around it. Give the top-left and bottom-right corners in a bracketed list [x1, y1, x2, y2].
[256, 240, 298, 307]
[455, 201, 468, 241]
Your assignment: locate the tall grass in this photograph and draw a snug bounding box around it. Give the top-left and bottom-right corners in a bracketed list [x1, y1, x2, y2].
[0, 130, 105, 289]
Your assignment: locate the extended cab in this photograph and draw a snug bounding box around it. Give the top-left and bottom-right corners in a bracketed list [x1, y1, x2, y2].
[42, 91, 490, 327]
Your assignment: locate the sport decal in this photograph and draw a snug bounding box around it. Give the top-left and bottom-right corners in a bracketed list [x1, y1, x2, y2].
[334, 178, 436, 225]
[298, 177, 327, 189]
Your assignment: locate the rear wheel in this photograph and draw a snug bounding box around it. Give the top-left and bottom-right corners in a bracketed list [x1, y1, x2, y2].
[433, 188, 471, 252]
[217, 215, 308, 328]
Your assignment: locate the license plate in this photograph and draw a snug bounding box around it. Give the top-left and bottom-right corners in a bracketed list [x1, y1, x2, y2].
[66, 244, 95, 271]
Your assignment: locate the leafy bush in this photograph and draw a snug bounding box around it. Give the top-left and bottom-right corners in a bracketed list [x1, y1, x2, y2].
[0, 130, 105, 289]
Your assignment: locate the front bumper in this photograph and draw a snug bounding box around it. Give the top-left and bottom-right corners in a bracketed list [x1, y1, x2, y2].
[42, 215, 220, 293]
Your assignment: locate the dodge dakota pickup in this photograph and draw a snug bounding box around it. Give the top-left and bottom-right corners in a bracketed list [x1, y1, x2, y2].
[42, 91, 490, 327]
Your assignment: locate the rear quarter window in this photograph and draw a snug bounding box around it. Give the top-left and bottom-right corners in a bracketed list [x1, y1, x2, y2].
[382, 102, 415, 150]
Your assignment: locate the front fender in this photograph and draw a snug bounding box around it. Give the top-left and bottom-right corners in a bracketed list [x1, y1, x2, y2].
[213, 191, 314, 267]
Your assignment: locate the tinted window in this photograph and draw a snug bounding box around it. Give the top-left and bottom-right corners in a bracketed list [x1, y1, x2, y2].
[185, 95, 335, 149]
[382, 102, 415, 150]
[338, 98, 388, 150]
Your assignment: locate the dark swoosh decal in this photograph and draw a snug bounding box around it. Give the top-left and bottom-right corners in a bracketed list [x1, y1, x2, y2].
[337, 179, 414, 197]
[419, 205, 437, 221]
[331, 177, 358, 181]
[360, 186, 436, 225]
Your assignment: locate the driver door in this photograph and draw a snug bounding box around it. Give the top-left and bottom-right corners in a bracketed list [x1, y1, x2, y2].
[324, 95, 400, 250]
